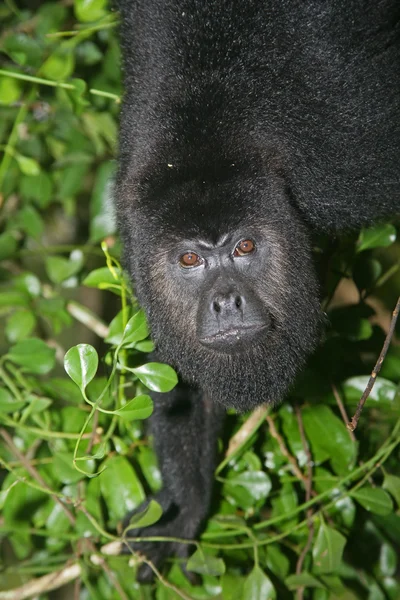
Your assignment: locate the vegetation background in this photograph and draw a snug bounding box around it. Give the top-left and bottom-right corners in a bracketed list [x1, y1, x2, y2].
[0, 1, 400, 598]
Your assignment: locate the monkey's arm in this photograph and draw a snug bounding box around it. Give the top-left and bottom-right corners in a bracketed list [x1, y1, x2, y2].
[125, 383, 224, 583]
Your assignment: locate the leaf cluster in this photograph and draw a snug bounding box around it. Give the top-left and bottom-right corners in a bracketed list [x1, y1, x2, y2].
[1, 2, 400, 599]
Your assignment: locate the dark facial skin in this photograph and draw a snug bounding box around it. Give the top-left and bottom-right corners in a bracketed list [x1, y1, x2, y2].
[179, 236, 268, 350]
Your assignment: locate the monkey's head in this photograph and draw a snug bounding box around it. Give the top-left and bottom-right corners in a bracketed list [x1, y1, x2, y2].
[118, 166, 321, 411]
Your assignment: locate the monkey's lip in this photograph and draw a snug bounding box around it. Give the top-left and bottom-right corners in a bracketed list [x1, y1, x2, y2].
[199, 324, 267, 347]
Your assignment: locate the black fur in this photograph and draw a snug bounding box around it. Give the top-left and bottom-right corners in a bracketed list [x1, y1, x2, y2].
[116, 0, 400, 581]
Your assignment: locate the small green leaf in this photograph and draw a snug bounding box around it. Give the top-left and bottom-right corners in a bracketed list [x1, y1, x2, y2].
[53, 452, 94, 484]
[15, 154, 41, 176]
[41, 48, 75, 80]
[5, 310, 36, 343]
[186, 548, 226, 576]
[122, 310, 149, 347]
[286, 573, 326, 590]
[115, 395, 153, 421]
[383, 474, 400, 507]
[351, 486, 393, 515]
[242, 566, 276, 600]
[127, 500, 162, 529]
[378, 543, 397, 577]
[357, 223, 397, 252]
[46, 251, 83, 284]
[83, 266, 122, 291]
[64, 344, 98, 391]
[0, 388, 27, 413]
[105, 309, 128, 345]
[99, 456, 145, 524]
[8, 338, 56, 374]
[74, 0, 107, 22]
[0, 231, 18, 260]
[226, 471, 272, 502]
[342, 377, 398, 408]
[312, 522, 346, 574]
[131, 362, 178, 392]
[0, 76, 21, 105]
[302, 405, 357, 475]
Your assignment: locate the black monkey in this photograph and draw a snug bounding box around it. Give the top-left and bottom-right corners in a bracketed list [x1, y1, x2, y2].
[115, 0, 400, 581]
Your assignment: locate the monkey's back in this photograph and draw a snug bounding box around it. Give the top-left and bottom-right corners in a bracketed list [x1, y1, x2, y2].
[117, 0, 400, 230]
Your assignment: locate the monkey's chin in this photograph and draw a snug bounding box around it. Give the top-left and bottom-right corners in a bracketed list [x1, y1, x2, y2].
[155, 329, 315, 413]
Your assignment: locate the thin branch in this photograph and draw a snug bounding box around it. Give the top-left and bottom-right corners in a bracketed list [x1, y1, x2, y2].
[294, 405, 315, 600]
[0, 428, 75, 526]
[67, 301, 109, 338]
[348, 295, 400, 432]
[331, 383, 356, 442]
[0, 563, 81, 600]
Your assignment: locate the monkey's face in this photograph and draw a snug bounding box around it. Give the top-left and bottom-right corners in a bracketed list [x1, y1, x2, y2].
[120, 175, 321, 411]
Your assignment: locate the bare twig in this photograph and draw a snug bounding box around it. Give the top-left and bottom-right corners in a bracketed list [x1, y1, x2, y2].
[0, 543, 128, 600]
[331, 383, 356, 442]
[67, 300, 109, 338]
[126, 552, 195, 600]
[348, 295, 400, 432]
[0, 564, 81, 600]
[294, 405, 315, 600]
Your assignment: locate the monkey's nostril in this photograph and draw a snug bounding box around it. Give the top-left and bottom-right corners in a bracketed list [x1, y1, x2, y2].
[235, 296, 242, 309]
[213, 301, 221, 314]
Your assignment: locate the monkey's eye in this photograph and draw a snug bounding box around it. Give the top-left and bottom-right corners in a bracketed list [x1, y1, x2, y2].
[234, 239, 255, 257]
[179, 252, 203, 268]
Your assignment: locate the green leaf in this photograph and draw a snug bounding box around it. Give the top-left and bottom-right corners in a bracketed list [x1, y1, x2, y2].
[357, 223, 397, 252]
[89, 160, 116, 242]
[266, 544, 290, 578]
[19, 172, 53, 208]
[74, 0, 107, 22]
[99, 456, 145, 524]
[115, 394, 153, 421]
[13, 205, 44, 239]
[53, 452, 94, 484]
[5, 310, 36, 343]
[186, 548, 226, 576]
[378, 543, 397, 577]
[121, 310, 149, 347]
[0, 231, 18, 260]
[226, 471, 272, 502]
[64, 344, 98, 391]
[342, 377, 398, 408]
[242, 566, 276, 600]
[0, 76, 21, 105]
[42, 48, 75, 81]
[351, 486, 393, 515]
[105, 309, 128, 345]
[383, 474, 400, 507]
[8, 338, 56, 374]
[46, 251, 83, 284]
[286, 573, 326, 590]
[131, 362, 178, 392]
[0, 388, 27, 413]
[15, 154, 41, 176]
[127, 499, 162, 529]
[83, 266, 122, 291]
[312, 522, 346, 574]
[302, 405, 357, 475]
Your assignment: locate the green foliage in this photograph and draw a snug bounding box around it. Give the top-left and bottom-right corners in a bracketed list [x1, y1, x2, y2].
[0, 2, 400, 599]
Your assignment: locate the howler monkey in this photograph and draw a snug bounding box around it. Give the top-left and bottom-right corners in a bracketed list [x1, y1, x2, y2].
[115, 0, 400, 581]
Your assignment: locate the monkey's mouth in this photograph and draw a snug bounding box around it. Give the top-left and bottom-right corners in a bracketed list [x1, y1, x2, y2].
[198, 324, 268, 352]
